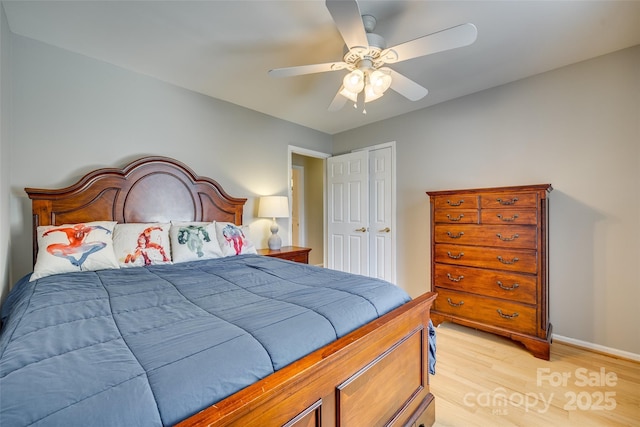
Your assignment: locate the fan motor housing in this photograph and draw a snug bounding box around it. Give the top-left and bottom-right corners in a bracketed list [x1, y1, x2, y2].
[367, 32, 386, 50]
[343, 32, 386, 65]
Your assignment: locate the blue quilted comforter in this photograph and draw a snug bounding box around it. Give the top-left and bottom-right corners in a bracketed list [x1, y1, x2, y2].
[0, 255, 411, 426]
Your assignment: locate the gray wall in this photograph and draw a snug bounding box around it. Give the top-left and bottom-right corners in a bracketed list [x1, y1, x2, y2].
[6, 34, 332, 289]
[0, 4, 11, 306]
[333, 46, 640, 355]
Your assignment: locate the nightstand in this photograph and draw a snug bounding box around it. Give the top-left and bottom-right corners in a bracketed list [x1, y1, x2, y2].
[257, 246, 311, 264]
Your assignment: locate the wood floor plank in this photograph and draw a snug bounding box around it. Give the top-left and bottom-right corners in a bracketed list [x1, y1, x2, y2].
[430, 323, 639, 426]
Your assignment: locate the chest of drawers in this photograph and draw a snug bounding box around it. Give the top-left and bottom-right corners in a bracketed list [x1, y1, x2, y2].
[427, 184, 552, 359]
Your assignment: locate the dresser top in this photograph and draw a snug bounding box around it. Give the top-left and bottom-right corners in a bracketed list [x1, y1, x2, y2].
[426, 183, 552, 197]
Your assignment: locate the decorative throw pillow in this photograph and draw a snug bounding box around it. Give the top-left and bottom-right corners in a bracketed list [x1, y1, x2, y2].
[214, 222, 257, 257]
[113, 223, 172, 268]
[30, 221, 120, 281]
[169, 222, 223, 263]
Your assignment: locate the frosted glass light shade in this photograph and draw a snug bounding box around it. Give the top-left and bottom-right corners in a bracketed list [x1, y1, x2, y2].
[369, 70, 392, 95]
[364, 84, 383, 102]
[343, 69, 364, 93]
[339, 87, 358, 103]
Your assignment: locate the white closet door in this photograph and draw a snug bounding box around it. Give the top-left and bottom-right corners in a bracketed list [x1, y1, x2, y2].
[369, 147, 393, 282]
[327, 150, 369, 275]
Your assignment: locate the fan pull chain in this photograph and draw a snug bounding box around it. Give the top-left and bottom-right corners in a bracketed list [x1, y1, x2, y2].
[357, 90, 366, 114]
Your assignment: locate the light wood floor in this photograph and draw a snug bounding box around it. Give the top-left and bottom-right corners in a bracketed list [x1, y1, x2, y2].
[429, 323, 639, 427]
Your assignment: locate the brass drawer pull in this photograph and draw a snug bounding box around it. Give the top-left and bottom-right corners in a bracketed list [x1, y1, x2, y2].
[446, 231, 465, 239]
[497, 281, 520, 291]
[497, 309, 519, 319]
[497, 256, 519, 265]
[496, 233, 519, 241]
[497, 213, 519, 222]
[446, 214, 464, 222]
[496, 197, 519, 206]
[447, 298, 464, 307]
[447, 251, 464, 259]
[447, 199, 464, 206]
[447, 273, 464, 282]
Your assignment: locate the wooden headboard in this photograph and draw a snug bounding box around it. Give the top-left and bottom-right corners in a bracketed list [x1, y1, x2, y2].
[25, 156, 247, 263]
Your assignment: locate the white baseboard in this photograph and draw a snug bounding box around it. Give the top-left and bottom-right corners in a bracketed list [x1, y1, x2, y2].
[553, 334, 640, 362]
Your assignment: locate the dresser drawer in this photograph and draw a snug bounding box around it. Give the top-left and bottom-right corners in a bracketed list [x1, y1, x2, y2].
[434, 224, 537, 249]
[434, 264, 537, 304]
[480, 192, 538, 209]
[435, 243, 537, 273]
[432, 194, 478, 210]
[433, 209, 478, 224]
[481, 209, 538, 225]
[283, 252, 310, 263]
[434, 288, 537, 335]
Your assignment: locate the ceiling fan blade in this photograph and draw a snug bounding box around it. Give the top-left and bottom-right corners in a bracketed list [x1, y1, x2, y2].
[325, 0, 369, 50]
[269, 62, 348, 78]
[382, 23, 477, 64]
[388, 69, 428, 101]
[328, 88, 348, 111]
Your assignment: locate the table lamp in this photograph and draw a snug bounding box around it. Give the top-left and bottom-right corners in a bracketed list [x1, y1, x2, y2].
[258, 196, 289, 250]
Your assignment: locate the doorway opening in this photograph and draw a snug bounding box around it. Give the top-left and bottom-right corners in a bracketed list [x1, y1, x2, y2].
[291, 165, 304, 246]
[288, 146, 330, 267]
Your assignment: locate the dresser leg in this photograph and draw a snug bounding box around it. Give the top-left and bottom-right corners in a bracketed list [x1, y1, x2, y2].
[512, 325, 553, 360]
[430, 311, 446, 327]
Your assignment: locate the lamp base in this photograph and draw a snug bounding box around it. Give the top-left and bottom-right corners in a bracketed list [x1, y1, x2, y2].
[268, 219, 282, 250]
[268, 234, 282, 250]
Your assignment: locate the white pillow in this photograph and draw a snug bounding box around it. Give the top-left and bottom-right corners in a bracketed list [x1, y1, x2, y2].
[113, 223, 172, 268]
[30, 221, 119, 281]
[169, 222, 223, 263]
[215, 222, 257, 257]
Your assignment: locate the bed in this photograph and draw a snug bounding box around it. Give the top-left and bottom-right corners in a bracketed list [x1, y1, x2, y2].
[0, 156, 437, 427]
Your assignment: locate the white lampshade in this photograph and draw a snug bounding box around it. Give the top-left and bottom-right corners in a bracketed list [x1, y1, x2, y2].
[258, 196, 289, 219]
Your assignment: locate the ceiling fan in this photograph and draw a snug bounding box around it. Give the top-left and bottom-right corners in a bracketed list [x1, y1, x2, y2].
[269, 0, 477, 113]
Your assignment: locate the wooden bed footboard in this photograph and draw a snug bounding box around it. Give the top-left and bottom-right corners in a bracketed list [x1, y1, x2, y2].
[177, 291, 438, 427]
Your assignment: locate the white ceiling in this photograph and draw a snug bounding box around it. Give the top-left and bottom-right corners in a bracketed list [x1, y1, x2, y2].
[4, 1, 640, 135]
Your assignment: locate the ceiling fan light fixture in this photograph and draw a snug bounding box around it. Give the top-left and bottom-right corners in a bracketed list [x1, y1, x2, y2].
[340, 67, 391, 107]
